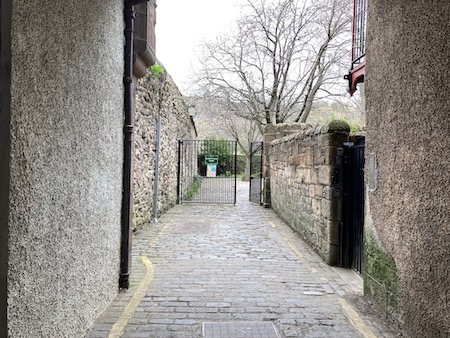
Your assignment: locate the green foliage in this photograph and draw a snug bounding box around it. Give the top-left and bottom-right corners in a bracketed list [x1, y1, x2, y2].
[149, 64, 165, 79]
[185, 176, 201, 200]
[235, 173, 245, 180]
[198, 138, 235, 177]
[329, 114, 361, 135]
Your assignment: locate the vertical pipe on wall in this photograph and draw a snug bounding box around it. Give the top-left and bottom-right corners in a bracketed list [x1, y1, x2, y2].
[0, 0, 12, 332]
[151, 113, 161, 223]
[120, 0, 135, 289]
[120, 0, 149, 289]
[234, 141, 237, 205]
[176, 140, 182, 204]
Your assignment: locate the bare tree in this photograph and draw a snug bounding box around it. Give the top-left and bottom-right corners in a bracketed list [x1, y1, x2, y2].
[194, 0, 351, 128]
[220, 103, 261, 181]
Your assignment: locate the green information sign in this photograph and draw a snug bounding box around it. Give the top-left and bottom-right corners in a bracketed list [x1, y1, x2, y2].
[205, 155, 219, 165]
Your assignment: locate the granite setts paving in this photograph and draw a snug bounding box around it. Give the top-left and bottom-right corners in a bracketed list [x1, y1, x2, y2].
[86, 181, 401, 338]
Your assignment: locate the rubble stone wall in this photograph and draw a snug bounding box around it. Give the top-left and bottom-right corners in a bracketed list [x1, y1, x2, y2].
[133, 73, 196, 230]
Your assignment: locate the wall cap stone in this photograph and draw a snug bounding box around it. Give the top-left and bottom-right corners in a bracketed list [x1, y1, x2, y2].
[269, 120, 350, 146]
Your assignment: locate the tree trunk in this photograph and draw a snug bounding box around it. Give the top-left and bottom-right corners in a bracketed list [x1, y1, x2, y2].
[243, 153, 251, 181]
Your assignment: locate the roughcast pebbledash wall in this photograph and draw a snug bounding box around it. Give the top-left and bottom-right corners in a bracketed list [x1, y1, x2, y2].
[365, 1, 450, 336]
[4, 1, 124, 336]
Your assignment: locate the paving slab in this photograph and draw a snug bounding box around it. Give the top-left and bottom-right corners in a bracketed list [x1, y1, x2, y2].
[86, 181, 402, 338]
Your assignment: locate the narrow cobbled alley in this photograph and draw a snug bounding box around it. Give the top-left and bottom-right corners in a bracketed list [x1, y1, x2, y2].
[86, 181, 401, 338]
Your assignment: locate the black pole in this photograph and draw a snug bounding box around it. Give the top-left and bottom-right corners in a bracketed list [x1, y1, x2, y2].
[176, 140, 182, 204]
[151, 113, 161, 222]
[234, 141, 237, 205]
[259, 143, 263, 205]
[0, 0, 12, 333]
[249, 143, 253, 202]
[120, 1, 135, 289]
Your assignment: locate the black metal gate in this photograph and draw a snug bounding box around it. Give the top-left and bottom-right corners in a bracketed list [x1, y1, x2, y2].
[249, 142, 263, 204]
[177, 140, 237, 204]
[340, 137, 365, 274]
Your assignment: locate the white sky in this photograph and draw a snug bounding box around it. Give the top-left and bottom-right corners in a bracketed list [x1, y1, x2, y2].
[155, 0, 242, 94]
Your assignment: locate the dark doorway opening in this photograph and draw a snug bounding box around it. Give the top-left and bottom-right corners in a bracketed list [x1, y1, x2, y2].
[249, 142, 263, 205]
[340, 137, 365, 274]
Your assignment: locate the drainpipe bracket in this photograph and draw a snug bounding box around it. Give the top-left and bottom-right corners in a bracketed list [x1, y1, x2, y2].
[124, 125, 134, 134]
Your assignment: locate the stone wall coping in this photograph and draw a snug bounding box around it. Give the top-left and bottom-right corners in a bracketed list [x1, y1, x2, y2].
[269, 120, 350, 146]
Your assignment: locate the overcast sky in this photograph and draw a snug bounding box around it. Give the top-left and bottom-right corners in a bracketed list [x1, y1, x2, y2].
[156, 0, 242, 94]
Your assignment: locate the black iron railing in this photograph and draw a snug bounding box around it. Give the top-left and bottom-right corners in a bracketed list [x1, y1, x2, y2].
[345, 0, 368, 95]
[177, 140, 237, 204]
[352, 0, 368, 66]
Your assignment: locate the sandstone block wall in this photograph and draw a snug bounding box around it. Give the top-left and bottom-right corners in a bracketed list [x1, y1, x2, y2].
[268, 121, 349, 265]
[133, 73, 196, 230]
[262, 123, 316, 207]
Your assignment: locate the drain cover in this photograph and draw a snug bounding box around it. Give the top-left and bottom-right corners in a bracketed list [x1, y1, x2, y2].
[202, 322, 280, 338]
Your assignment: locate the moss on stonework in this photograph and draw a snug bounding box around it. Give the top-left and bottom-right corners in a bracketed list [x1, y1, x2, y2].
[364, 228, 400, 320]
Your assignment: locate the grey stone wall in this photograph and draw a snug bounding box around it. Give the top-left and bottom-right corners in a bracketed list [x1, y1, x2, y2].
[133, 73, 196, 230]
[365, 1, 450, 336]
[7, 1, 124, 337]
[268, 121, 349, 264]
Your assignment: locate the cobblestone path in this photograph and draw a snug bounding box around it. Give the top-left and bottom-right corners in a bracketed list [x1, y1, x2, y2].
[86, 181, 401, 338]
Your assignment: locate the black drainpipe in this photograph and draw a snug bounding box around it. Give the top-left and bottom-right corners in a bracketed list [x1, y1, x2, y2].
[120, 0, 148, 289]
[0, 0, 12, 332]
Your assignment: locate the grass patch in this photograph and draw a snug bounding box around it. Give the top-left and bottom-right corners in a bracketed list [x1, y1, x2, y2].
[185, 176, 201, 200]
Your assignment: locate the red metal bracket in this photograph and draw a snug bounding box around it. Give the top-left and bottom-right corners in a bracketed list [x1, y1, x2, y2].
[345, 61, 365, 96]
